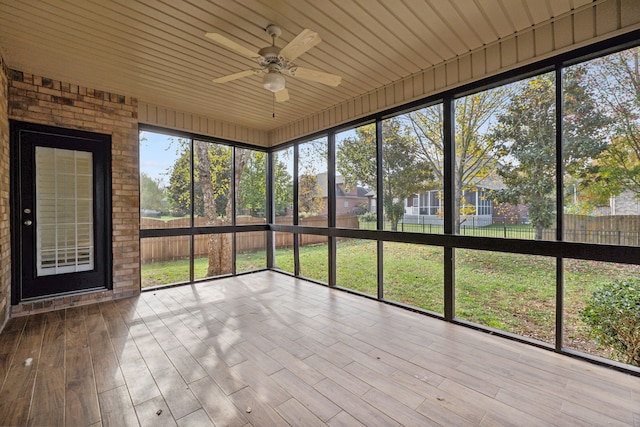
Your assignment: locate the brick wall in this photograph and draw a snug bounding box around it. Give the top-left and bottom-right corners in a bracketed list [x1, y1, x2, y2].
[7, 70, 140, 316]
[0, 53, 10, 329]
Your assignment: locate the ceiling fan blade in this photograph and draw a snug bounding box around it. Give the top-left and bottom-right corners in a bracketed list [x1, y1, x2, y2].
[292, 67, 342, 87]
[279, 29, 321, 60]
[212, 69, 255, 84]
[205, 32, 262, 59]
[275, 88, 289, 103]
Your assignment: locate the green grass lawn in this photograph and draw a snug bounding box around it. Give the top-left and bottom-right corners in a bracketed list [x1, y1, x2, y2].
[142, 238, 639, 362]
[336, 239, 378, 296]
[141, 251, 267, 287]
[383, 242, 444, 313]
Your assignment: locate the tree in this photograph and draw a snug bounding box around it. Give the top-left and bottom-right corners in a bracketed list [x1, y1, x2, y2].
[490, 70, 609, 239]
[237, 150, 266, 218]
[273, 157, 293, 216]
[585, 47, 640, 201]
[194, 141, 249, 276]
[166, 141, 192, 217]
[298, 174, 323, 216]
[165, 139, 230, 218]
[407, 89, 509, 232]
[236, 151, 293, 218]
[298, 139, 328, 218]
[140, 172, 164, 212]
[273, 149, 295, 217]
[337, 119, 434, 231]
[165, 139, 249, 277]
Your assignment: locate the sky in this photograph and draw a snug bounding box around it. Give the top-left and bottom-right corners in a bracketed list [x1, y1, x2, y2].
[139, 131, 183, 187]
[140, 128, 361, 187]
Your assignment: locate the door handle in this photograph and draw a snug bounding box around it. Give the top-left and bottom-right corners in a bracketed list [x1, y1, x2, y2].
[24, 220, 32, 226]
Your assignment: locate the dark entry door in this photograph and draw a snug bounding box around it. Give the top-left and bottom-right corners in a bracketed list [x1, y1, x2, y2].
[12, 122, 111, 300]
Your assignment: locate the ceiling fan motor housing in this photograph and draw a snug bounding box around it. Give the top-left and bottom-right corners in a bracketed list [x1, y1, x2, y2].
[258, 45, 281, 63]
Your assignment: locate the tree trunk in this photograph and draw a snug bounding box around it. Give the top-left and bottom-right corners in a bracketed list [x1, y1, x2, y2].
[453, 188, 463, 234]
[206, 234, 229, 276]
[453, 173, 463, 234]
[192, 147, 252, 276]
[194, 141, 232, 276]
[535, 223, 543, 240]
[215, 149, 248, 275]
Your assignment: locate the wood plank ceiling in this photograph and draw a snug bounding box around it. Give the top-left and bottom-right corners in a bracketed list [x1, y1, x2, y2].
[0, 0, 592, 132]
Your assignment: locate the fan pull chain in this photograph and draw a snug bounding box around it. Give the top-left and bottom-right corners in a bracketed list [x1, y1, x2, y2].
[273, 93, 276, 118]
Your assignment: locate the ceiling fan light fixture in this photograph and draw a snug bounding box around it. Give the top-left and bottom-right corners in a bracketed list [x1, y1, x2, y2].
[263, 71, 286, 92]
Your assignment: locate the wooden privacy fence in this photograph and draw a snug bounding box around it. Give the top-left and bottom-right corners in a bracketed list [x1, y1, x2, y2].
[273, 215, 359, 248]
[141, 213, 638, 263]
[141, 214, 359, 263]
[557, 214, 640, 246]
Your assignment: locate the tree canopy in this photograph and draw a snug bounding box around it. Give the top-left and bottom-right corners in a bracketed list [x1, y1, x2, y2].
[298, 174, 324, 216]
[298, 139, 328, 218]
[490, 69, 609, 238]
[237, 150, 266, 217]
[408, 88, 509, 231]
[140, 172, 165, 212]
[235, 150, 294, 218]
[583, 47, 640, 202]
[337, 119, 434, 230]
[165, 139, 231, 218]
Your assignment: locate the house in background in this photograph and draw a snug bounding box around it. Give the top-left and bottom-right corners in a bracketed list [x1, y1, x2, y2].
[317, 172, 375, 216]
[404, 177, 504, 227]
[566, 187, 640, 216]
[606, 190, 640, 215]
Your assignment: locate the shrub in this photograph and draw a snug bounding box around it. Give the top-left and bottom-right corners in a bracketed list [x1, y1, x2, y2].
[359, 212, 377, 222]
[580, 279, 640, 366]
[351, 204, 369, 216]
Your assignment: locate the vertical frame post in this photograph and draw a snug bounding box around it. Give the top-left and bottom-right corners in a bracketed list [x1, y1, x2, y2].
[376, 119, 384, 300]
[189, 138, 195, 282]
[555, 65, 565, 352]
[328, 132, 337, 287]
[443, 97, 455, 320]
[231, 146, 237, 275]
[293, 144, 300, 276]
[266, 150, 275, 269]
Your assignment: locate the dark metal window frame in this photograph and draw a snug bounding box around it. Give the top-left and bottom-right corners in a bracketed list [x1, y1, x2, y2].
[268, 30, 640, 376]
[138, 125, 271, 288]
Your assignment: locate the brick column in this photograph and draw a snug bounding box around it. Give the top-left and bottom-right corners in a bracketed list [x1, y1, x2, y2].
[8, 70, 140, 315]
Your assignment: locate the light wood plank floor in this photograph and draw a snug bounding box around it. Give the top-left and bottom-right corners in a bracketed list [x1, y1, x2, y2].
[0, 271, 638, 426]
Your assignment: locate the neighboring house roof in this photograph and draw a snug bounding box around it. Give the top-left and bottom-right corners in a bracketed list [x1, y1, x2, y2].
[471, 173, 505, 191]
[318, 172, 373, 198]
[417, 172, 505, 193]
[356, 187, 371, 197]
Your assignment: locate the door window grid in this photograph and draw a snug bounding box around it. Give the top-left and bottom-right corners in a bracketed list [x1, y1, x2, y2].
[36, 147, 94, 276]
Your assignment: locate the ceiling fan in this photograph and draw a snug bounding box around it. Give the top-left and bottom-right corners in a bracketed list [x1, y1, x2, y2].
[205, 24, 342, 102]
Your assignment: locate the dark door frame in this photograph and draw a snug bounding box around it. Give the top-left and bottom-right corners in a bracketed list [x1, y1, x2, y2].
[10, 121, 112, 304]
